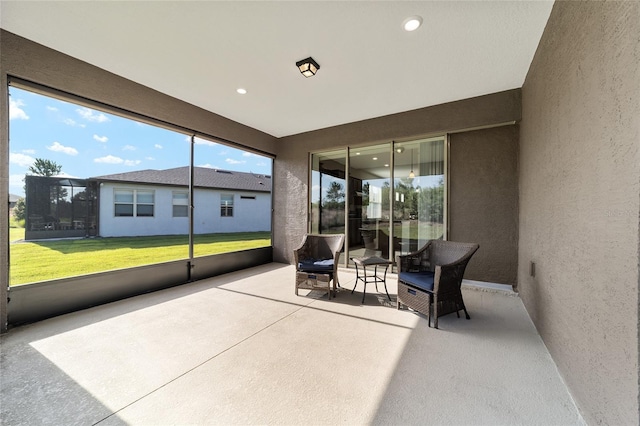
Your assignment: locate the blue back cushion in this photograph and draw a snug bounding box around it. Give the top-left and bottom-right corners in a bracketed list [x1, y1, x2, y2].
[398, 271, 435, 292]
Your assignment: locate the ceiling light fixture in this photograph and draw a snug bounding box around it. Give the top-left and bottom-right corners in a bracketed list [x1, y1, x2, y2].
[296, 57, 320, 78]
[236, 88, 247, 94]
[402, 16, 423, 32]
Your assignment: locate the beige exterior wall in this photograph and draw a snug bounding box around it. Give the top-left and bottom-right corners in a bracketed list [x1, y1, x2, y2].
[519, 2, 640, 424]
[273, 91, 522, 282]
[449, 126, 519, 285]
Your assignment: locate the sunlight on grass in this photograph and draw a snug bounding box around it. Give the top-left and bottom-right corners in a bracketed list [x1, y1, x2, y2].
[9, 227, 25, 243]
[9, 232, 271, 286]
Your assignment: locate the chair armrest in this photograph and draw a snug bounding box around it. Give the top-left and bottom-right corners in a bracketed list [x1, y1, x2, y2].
[433, 246, 478, 292]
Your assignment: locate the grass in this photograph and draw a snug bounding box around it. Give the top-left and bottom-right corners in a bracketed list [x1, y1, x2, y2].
[9, 232, 271, 286]
[9, 217, 25, 243]
[9, 227, 25, 243]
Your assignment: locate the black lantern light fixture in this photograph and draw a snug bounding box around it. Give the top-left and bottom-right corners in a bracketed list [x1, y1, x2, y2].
[296, 57, 320, 78]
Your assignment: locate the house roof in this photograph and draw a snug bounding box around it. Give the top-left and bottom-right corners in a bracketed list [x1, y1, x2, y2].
[92, 167, 271, 193]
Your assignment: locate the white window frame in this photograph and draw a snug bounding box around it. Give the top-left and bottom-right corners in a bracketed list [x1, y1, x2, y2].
[220, 194, 234, 217]
[114, 188, 155, 217]
[172, 191, 189, 217]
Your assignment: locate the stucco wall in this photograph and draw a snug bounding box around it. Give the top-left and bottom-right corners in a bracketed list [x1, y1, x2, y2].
[273, 90, 522, 283]
[449, 126, 519, 285]
[98, 184, 271, 237]
[519, 2, 640, 424]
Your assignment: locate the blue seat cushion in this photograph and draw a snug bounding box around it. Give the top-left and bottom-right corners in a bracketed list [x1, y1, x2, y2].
[298, 258, 334, 273]
[399, 271, 435, 292]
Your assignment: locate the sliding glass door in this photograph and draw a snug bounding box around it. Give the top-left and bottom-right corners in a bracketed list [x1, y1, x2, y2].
[347, 144, 391, 261]
[392, 136, 446, 255]
[310, 150, 346, 236]
[310, 135, 446, 266]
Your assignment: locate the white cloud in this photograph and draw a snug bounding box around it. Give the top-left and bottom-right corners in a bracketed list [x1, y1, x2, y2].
[9, 152, 35, 167]
[9, 99, 29, 120]
[225, 158, 246, 165]
[22, 149, 36, 155]
[197, 163, 217, 169]
[94, 155, 139, 166]
[123, 145, 136, 151]
[93, 134, 109, 143]
[46, 106, 59, 112]
[77, 107, 109, 123]
[63, 118, 86, 128]
[55, 172, 78, 178]
[242, 152, 259, 157]
[195, 137, 217, 147]
[47, 141, 78, 156]
[94, 155, 123, 164]
[184, 136, 218, 147]
[256, 161, 267, 167]
[145, 156, 155, 161]
[9, 174, 25, 194]
[154, 144, 163, 149]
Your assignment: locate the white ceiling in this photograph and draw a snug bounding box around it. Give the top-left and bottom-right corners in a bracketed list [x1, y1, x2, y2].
[0, 1, 553, 138]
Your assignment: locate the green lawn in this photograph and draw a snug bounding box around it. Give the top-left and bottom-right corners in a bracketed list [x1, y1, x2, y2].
[9, 227, 25, 243]
[9, 232, 271, 286]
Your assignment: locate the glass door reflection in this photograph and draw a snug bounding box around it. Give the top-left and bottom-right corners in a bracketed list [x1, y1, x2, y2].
[347, 143, 391, 262]
[392, 136, 446, 260]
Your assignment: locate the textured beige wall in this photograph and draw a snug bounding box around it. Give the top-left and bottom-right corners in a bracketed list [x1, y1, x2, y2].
[519, 2, 639, 424]
[0, 30, 278, 332]
[273, 90, 521, 283]
[449, 126, 519, 285]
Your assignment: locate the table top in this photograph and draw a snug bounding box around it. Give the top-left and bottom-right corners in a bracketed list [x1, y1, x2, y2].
[351, 256, 393, 266]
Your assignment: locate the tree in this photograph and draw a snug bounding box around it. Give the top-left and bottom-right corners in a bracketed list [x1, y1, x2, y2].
[28, 158, 62, 177]
[13, 197, 26, 222]
[323, 181, 345, 207]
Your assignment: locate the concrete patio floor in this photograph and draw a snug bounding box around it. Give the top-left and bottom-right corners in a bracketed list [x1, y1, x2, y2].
[0, 263, 584, 425]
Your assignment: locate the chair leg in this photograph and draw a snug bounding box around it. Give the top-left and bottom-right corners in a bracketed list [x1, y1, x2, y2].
[433, 296, 438, 329]
[459, 294, 471, 319]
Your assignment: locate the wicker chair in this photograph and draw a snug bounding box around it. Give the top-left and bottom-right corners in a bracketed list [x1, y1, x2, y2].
[294, 234, 345, 299]
[397, 240, 479, 328]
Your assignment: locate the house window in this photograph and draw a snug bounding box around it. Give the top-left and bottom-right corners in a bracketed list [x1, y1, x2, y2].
[173, 192, 188, 217]
[114, 190, 134, 217]
[114, 189, 154, 217]
[220, 194, 234, 217]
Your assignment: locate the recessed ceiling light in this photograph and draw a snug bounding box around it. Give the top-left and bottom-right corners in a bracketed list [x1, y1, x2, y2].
[356, 152, 361, 155]
[384, 164, 389, 167]
[236, 88, 247, 94]
[402, 16, 423, 32]
[373, 157, 378, 160]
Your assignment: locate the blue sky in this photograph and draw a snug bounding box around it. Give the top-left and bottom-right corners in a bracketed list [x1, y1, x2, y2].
[8, 87, 272, 197]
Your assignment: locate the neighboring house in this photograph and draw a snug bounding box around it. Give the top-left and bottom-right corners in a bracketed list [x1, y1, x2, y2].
[8, 193, 20, 217]
[22, 167, 272, 240]
[93, 167, 272, 237]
